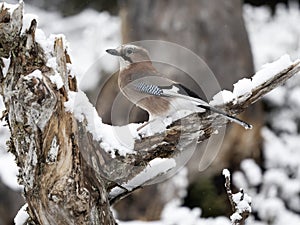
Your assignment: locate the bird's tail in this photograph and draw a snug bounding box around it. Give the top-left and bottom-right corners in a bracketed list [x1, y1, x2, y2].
[162, 89, 252, 129]
[198, 104, 252, 129]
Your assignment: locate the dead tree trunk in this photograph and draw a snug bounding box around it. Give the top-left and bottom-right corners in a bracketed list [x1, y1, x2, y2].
[0, 3, 115, 225]
[0, 2, 300, 225]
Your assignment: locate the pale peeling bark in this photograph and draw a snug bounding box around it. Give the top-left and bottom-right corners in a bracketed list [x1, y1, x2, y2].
[1, 3, 300, 225]
[0, 3, 114, 225]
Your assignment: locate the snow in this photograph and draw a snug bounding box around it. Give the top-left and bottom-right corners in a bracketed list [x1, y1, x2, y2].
[270, 111, 297, 134]
[0, 2, 19, 14]
[22, 13, 38, 34]
[230, 191, 252, 224]
[110, 158, 176, 198]
[222, 168, 230, 178]
[0, 2, 300, 225]
[34, 30, 52, 54]
[231, 4, 300, 225]
[36, 32, 69, 63]
[119, 202, 227, 225]
[210, 90, 236, 106]
[210, 54, 294, 107]
[256, 197, 285, 222]
[288, 87, 300, 108]
[119, 221, 161, 225]
[160, 200, 230, 225]
[161, 200, 201, 225]
[124, 158, 176, 190]
[232, 171, 248, 189]
[137, 108, 200, 137]
[0, 95, 20, 190]
[24, 69, 42, 80]
[262, 128, 294, 168]
[24, 5, 121, 91]
[244, 3, 300, 68]
[233, 78, 254, 97]
[230, 212, 242, 223]
[240, 159, 262, 186]
[1, 57, 11, 77]
[232, 55, 294, 102]
[223, 166, 252, 224]
[14, 204, 29, 225]
[168, 167, 189, 199]
[264, 86, 286, 106]
[138, 119, 167, 137]
[251, 54, 292, 87]
[46, 57, 56, 68]
[0, 152, 22, 190]
[64, 90, 140, 157]
[223, 168, 252, 224]
[49, 73, 64, 90]
[232, 192, 252, 212]
[242, 126, 300, 223]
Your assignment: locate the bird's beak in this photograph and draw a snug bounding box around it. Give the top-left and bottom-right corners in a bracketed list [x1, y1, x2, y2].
[106, 48, 120, 56]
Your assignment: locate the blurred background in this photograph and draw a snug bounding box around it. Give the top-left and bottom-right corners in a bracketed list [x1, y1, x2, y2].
[1, 0, 300, 224]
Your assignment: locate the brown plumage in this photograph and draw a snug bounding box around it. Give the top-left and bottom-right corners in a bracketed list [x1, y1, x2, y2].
[106, 44, 252, 129]
[118, 60, 172, 118]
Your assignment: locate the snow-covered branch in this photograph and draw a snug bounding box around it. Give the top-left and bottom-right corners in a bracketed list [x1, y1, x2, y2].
[223, 169, 251, 225]
[0, 2, 300, 225]
[107, 55, 300, 202]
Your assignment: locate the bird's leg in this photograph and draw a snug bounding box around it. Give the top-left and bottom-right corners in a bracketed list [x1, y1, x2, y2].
[137, 117, 168, 137]
[137, 121, 153, 139]
[137, 121, 151, 132]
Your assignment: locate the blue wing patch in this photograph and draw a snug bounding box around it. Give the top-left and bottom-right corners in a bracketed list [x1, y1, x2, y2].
[134, 82, 164, 96]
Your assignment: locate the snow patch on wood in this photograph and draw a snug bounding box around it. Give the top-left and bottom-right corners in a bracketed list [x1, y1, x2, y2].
[14, 204, 29, 225]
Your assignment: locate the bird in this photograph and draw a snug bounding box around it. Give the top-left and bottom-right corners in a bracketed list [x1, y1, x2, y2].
[106, 44, 252, 130]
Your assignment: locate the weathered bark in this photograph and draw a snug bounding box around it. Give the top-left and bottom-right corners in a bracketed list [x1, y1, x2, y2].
[0, 3, 114, 225]
[1, 2, 300, 225]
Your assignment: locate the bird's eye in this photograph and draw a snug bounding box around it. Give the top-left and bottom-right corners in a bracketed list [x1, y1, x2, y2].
[126, 48, 133, 55]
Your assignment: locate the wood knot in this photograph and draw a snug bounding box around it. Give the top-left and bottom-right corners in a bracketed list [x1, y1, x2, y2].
[0, 7, 10, 23]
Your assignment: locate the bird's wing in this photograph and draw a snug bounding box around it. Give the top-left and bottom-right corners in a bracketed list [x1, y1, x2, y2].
[132, 78, 209, 106]
[128, 70, 202, 98]
[159, 82, 209, 106]
[132, 79, 252, 129]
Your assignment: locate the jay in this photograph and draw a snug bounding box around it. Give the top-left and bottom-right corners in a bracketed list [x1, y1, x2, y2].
[106, 44, 251, 130]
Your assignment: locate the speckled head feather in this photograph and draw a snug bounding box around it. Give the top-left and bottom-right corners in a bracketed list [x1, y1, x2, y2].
[106, 45, 151, 65]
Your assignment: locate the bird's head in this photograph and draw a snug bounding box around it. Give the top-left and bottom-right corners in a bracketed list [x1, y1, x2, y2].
[106, 44, 151, 66]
